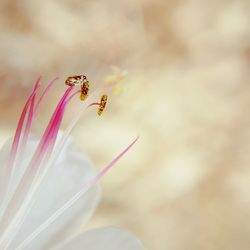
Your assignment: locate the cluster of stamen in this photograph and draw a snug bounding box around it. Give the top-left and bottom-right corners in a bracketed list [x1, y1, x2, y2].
[65, 74, 107, 115]
[0, 75, 137, 249]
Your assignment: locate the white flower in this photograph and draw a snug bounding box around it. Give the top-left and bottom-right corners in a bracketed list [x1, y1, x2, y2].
[0, 77, 144, 250]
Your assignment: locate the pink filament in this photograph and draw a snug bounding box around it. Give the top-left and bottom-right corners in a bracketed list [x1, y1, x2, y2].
[21, 91, 37, 151]
[19, 77, 59, 153]
[31, 86, 73, 166]
[0, 86, 76, 241]
[8, 79, 40, 168]
[88, 102, 100, 107]
[0, 79, 40, 212]
[38, 90, 79, 162]
[0, 79, 40, 235]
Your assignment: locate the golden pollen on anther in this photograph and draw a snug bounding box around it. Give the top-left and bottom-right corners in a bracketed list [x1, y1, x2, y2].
[65, 75, 90, 101]
[65, 75, 88, 87]
[80, 81, 89, 101]
[98, 95, 108, 116]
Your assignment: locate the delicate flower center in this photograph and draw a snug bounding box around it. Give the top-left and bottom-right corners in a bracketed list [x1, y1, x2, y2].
[0, 74, 138, 250]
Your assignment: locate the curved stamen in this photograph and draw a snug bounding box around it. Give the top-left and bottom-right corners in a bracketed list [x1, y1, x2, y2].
[88, 95, 108, 116]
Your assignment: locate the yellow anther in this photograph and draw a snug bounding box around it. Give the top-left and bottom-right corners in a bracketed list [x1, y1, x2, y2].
[80, 81, 89, 101]
[98, 95, 108, 116]
[65, 75, 88, 87]
[65, 75, 90, 101]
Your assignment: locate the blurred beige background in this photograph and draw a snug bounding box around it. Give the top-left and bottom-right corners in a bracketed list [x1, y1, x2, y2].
[1, 0, 250, 249]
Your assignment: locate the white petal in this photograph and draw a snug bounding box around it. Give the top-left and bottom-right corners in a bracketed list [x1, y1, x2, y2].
[0, 136, 41, 201]
[0, 138, 12, 185]
[1, 132, 100, 250]
[56, 226, 146, 250]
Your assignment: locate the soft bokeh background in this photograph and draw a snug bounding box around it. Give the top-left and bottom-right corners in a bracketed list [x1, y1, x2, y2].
[1, 0, 250, 249]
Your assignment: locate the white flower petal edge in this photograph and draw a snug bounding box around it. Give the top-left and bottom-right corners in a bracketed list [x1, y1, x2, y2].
[56, 226, 146, 250]
[1, 132, 100, 250]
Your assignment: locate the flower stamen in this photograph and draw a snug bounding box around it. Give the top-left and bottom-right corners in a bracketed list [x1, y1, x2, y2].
[97, 95, 108, 116]
[0, 73, 137, 249]
[65, 75, 90, 101]
[88, 95, 108, 116]
[65, 75, 88, 87]
[80, 81, 90, 101]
